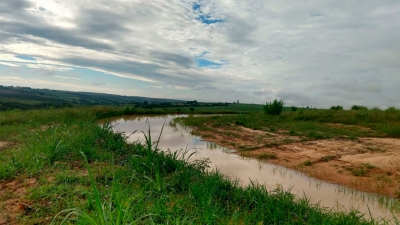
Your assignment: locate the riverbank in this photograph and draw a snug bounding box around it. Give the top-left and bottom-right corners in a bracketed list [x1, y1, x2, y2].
[0, 107, 384, 224]
[177, 112, 400, 199]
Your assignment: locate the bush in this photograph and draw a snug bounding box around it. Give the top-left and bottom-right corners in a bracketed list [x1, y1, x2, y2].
[264, 99, 284, 116]
[351, 105, 368, 110]
[330, 105, 343, 110]
[291, 106, 297, 112]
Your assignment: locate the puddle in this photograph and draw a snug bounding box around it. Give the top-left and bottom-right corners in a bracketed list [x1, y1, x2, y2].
[102, 114, 400, 221]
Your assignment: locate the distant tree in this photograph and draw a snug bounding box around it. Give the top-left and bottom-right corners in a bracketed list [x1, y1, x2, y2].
[264, 99, 284, 116]
[386, 106, 398, 111]
[291, 106, 297, 111]
[330, 105, 343, 110]
[351, 105, 367, 110]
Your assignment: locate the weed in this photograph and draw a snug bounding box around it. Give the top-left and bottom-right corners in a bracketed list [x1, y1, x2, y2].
[264, 99, 284, 116]
[351, 105, 368, 110]
[320, 155, 338, 162]
[303, 160, 313, 166]
[257, 153, 278, 160]
[346, 164, 375, 177]
[331, 105, 344, 110]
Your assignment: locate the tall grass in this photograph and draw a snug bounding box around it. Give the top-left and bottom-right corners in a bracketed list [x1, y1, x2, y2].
[264, 99, 284, 115]
[52, 129, 378, 224]
[179, 107, 400, 138]
[0, 106, 395, 224]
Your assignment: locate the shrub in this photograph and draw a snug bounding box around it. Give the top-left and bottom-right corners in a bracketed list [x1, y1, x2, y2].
[264, 99, 284, 116]
[291, 106, 297, 112]
[351, 105, 368, 110]
[330, 105, 343, 110]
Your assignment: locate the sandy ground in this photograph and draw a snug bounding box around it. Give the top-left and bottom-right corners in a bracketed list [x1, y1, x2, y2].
[194, 125, 400, 198]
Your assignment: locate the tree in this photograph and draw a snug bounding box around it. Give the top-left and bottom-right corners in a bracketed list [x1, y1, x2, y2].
[351, 105, 367, 110]
[264, 99, 284, 116]
[330, 105, 343, 110]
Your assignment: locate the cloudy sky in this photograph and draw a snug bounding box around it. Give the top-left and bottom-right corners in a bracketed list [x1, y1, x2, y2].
[0, 0, 399, 108]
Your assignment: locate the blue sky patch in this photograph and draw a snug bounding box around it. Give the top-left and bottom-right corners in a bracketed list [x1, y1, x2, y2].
[15, 55, 36, 61]
[192, 2, 223, 24]
[193, 2, 201, 11]
[198, 15, 223, 24]
[195, 58, 226, 68]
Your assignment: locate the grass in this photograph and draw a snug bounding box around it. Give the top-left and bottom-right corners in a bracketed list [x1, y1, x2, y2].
[177, 107, 400, 140]
[0, 106, 395, 224]
[320, 155, 339, 162]
[302, 160, 314, 166]
[257, 153, 278, 160]
[345, 164, 376, 177]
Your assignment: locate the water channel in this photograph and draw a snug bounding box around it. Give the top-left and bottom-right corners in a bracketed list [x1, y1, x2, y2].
[104, 114, 399, 221]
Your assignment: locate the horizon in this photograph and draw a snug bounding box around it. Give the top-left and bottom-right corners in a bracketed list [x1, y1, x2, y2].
[1, 1, 399, 108]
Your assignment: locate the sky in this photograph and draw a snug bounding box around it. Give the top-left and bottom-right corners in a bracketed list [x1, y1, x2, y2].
[0, 0, 399, 108]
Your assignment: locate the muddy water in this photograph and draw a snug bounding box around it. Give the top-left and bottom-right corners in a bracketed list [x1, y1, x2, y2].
[104, 114, 399, 221]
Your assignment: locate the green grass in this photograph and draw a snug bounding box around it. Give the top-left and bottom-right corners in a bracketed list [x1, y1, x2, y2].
[257, 153, 278, 160]
[302, 160, 314, 166]
[345, 163, 376, 177]
[177, 108, 400, 140]
[0, 107, 394, 224]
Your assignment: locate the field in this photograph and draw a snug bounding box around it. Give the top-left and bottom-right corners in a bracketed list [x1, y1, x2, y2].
[0, 86, 185, 110]
[0, 106, 389, 224]
[176, 107, 400, 199]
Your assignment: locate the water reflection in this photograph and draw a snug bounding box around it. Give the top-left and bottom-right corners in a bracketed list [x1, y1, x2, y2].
[102, 114, 399, 221]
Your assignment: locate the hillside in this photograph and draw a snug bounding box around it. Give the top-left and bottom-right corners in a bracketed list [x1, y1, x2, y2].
[0, 85, 184, 110]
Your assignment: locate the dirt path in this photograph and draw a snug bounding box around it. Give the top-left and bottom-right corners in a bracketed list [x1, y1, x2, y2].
[193, 125, 400, 198]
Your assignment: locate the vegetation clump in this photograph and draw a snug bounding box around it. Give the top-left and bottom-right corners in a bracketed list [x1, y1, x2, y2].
[257, 152, 278, 160]
[264, 99, 284, 116]
[345, 163, 376, 177]
[330, 105, 344, 110]
[351, 105, 368, 110]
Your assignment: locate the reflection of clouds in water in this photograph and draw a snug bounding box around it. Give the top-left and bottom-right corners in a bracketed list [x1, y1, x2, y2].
[108, 114, 399, 220]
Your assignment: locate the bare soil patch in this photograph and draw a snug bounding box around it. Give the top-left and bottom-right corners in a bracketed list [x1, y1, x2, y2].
[0, 142, 12, 151]
[0, 178, 37, 225]
[194, 125, 400, 198]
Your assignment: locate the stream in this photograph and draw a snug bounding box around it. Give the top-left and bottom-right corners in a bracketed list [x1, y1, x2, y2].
[103, 114, 399, 221]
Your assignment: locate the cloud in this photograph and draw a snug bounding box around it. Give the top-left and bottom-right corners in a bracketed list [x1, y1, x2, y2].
[55, 75, 82, 81]
[0, 0, 399, 107]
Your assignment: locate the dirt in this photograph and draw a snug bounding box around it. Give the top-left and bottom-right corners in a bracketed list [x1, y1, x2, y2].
[194, 125, 400, 198]
[0, 178, 37, 225]
[0, 142, 11, 151]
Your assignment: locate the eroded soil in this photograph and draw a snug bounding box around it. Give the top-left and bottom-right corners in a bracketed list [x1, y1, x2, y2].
[193, 125, 400, 198]
[0, 178, 37, 225]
